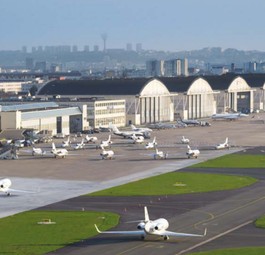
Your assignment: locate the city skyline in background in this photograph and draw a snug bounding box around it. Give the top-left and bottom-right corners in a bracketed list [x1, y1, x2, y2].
[1, 0, 265, 52]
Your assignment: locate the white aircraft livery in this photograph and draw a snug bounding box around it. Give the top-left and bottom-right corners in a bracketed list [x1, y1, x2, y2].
[95, 206, 206, 240]
[0, 178, 34, 196]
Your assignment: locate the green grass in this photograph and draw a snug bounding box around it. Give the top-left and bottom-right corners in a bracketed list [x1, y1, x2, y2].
[88, 172, 256, 196]
[192, 154, 265, 168]
[255, 215, 265, 228]
[189, 247, 265, 255]
[0, 210, 119, 255]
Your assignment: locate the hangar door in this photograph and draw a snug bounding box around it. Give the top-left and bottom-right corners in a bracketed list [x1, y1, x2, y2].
[237, 92, 250, 113]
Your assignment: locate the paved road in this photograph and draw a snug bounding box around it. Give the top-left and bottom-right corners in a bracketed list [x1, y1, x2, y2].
[45, 179, 265, 255]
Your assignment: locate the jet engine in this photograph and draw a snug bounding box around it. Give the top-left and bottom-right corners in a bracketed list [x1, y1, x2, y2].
[137, 222, 145, 230]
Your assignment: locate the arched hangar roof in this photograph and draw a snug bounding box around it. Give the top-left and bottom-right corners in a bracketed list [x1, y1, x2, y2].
[38, 78, 152, 96]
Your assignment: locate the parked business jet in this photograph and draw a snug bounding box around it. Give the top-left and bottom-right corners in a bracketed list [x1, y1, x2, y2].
[215, 137, 229, 150]
[110, 124, 147, 138]
[95, 206, 206, 240]
[32, 147, 46, 156]
[61, 136, 71, 148]
[186, 145, 200, 158]
[0, 178, 34, 196]
[212, 112, 248, 120]
[100, 135, 113, 148]
[74, 139, 85, 150]
[51, 143, 68, 158]
[131, 133, 144, 144]
[85, 135, 98, 143]
[130, 124, 153, 133]
[181, 136, 190, 144]
[153, 146, 168, 159]
[145, 137, 157, 149]
[148, 122, 177, 129]
[100, 145, 114, 160]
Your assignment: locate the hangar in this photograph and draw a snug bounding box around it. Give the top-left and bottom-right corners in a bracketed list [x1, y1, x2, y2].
[160, 77, 216, 119]
[37, 78, 174, 125]
[0, 102, 88, 135]
[33, 74, 265, 127]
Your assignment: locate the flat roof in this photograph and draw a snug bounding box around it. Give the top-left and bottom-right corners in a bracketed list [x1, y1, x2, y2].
[0, 102, 59, 112]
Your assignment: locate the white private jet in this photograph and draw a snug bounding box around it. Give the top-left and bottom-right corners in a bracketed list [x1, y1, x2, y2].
[32, 147, 46, 156]
[131, 133, 144, 144]
[74, 139, 85, 150]
[186, 145, 200, 159]
[130, 124, 153, 133]
[100, 135, 113, 148]
[100, 145, 114, 160]
[212, 112, 248, 120]
[153, 147, 168, 160]
[215, 137, 229, 150]
[110, 124, 147, 138]
[145, 137, 157, 149]
[0, 178, 34, 196]
[85, 135, 98, 143]
[61, 136, 71, 148]
[181, 136, 190, 144]
[51, 143, 68, 158]
[95, 206, 206, 240]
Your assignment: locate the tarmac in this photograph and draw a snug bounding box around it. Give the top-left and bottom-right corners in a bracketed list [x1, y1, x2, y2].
[1, 114, 265, 254]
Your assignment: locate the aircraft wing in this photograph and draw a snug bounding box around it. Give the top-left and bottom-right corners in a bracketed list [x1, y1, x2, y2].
[8, 188, 36, 193]
[95, 224, 145, 235]
[160, 228, 207, 237]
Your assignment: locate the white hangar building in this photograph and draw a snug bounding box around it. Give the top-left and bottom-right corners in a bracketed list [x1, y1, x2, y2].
[37, 78, 174, 125]
[0, 102, 88, 135]
[36, 74, 265, 126]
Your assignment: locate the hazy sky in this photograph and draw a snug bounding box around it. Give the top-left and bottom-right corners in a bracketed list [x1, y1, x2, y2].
[1, 0, 265, 52]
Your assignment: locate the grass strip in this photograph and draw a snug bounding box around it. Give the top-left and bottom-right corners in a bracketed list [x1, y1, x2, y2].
[89, 172, 256, 196]
[191, 154, 265, 168]
[0, 210, 119, 255]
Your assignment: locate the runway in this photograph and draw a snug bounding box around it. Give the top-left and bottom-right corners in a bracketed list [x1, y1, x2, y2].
[45, 176, 265, 255]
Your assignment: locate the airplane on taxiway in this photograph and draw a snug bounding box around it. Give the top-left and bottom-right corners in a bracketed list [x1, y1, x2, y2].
[212, 112, 248, 120]
[95, 206, 206, 240]
[215, 137, 229, 150]
[0, 178, 35, 196]
[186, 145, 200, 158]
[99, 145, 114, 160]
[51, 143, 68, 158]
[181, 136, 190, 144]
[145, 136, 157, 149]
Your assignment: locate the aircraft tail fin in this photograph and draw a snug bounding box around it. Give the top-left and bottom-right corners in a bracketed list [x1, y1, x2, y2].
[131, 124, 136, 130]
[110, 124, 119, 133]
[153, 136, 156, 143]
[52, 143, 56, 151]
[187, 145, 191, 150]
[144, 206, 150, 222]
[225, 137, 228, 144]
[107, 135, 111, 142]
